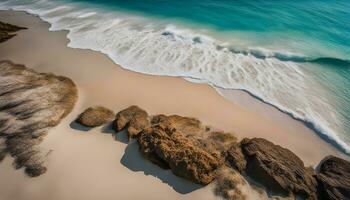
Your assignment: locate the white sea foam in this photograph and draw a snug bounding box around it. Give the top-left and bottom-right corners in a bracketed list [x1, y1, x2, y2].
[1, 0, 349, 154]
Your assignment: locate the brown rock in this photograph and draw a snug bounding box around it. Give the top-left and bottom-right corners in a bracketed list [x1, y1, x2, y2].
[115, 109, 243, 185]
[151, 114, 203, 136]
[113, 105, 150, 139]
[138, 125, 222, 185]
[241, 138, 317, 199]
[77, 106, 114, 127]
[226, 143, 246, 173]
[151, 115, 237, 156]
[317, 155, 350, 200]
[137, 127, 171, 170]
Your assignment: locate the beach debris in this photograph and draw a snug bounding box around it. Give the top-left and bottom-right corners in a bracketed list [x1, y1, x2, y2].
[240, 138, 318, 199]
[0, 21, 26, 43]
[76, 106, 114, 127]
[113, 105, 150, 139]
[316, 155, 350, 200]
[0, 61, 77, 177]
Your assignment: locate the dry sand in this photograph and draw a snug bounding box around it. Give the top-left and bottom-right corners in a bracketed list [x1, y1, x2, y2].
[0, 10, 343, 200]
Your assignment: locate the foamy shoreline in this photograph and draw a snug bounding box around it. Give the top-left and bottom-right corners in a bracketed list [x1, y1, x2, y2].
[0, 10, 346, 200]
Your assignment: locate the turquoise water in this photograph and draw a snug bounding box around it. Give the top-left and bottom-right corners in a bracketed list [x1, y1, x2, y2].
[1, 0, 350, 154]
[74, 0, 350, 59]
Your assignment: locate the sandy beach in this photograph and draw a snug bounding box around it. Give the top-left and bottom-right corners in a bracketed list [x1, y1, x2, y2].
[0, 10, 345, 200]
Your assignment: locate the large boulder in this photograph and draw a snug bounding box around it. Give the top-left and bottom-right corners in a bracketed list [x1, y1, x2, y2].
[241, 138, 317, 199]
[152, 114, 237, 160]
[113, 105, 150, 139]
[138, 124, 222, 185]
[152, 115, 237, 157]
[317, 156, 350, 200]
[76, 106, 114, 127]
[114, 108, 243, 185]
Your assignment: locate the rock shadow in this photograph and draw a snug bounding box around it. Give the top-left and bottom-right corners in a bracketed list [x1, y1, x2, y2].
[121, 141, 203, 194]
[101, 123, 129, 144]
[69, 120, 93, 132]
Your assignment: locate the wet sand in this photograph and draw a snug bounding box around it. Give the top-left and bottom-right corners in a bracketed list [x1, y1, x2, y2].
[0, 10, 343, 200]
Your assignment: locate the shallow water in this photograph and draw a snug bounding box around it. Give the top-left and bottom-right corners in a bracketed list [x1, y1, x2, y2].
[1, 0, 349, 154]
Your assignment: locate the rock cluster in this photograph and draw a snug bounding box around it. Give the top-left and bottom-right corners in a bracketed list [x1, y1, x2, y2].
[76, 106, 114, 127]
[0, 21, 26, 43]
[109, 105, 350, 200]
[0, 61, 78, 176]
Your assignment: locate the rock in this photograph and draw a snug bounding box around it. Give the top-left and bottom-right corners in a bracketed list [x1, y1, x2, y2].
[113, 105, 150, 139]
[0, 21, 26, 43]
[151, 114, 203, 136]
[151, 115, 237, 153]
[137, 127, 171, 170]
[77, 106, 114, 127]
[0, 61, 77, 177]
[317, 155, 350, 200]
[241, 138, 317, 199]
[136, 113, 242, 185]
[138, 124, 222, 185]
[226, 143, 246, 173]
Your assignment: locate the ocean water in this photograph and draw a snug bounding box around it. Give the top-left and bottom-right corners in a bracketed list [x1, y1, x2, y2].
[1, 0, 349, 154]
